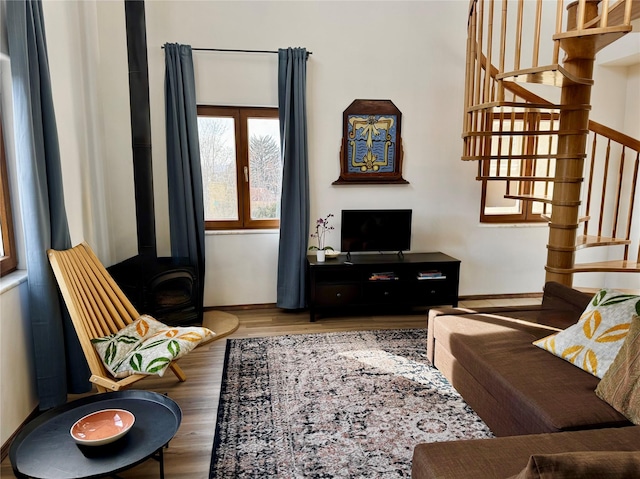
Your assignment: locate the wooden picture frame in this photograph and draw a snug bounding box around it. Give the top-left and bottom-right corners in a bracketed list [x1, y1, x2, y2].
[333, 99, 408, 185]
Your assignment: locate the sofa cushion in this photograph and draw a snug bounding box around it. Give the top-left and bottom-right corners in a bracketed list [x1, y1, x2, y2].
[427, 305, 579, 364]
[539, 281, 592, 316]
[596, 315, 640, 425]
[411, 426, 640, 479]
[534, 289, 640, 378]
[433, 313, 630, 433]
[427, 306, 546, 364]
[509, 451, 640, 479]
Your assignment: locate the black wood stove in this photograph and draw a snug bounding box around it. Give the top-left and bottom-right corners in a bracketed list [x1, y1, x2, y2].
[107, 0, 202, 326]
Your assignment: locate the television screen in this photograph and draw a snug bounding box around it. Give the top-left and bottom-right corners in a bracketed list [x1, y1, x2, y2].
[341, 209, 412, 253]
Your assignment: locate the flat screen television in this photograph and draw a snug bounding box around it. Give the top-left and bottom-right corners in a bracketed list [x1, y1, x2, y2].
[341, 209, 412, 253]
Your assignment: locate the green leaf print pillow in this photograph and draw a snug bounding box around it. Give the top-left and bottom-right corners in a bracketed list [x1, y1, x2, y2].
[91, 315, 167, 377]
[92, 315, 214, 378]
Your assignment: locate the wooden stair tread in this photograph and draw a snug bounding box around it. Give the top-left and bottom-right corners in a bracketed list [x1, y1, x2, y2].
[497, 64, 593, 87]
[503, 194, 583, 207]
[547, 260, 640, 274]
[504, 194, 554, 204]
[475, 176, 556, 182]
[466, 101, 589, 113]
[575, 234, 632, 249]
[554, 25, 632, 54]
[541, 214, 590, 223]
[463, 128, 587, 138]
[475, 176, 583, 184]
[462, 152, 585, 161]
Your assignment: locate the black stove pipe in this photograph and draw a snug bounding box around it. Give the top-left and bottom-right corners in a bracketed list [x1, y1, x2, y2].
[124, 0, 156, 258]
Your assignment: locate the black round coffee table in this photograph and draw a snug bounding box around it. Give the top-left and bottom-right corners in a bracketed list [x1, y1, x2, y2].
[10, 390, 181, 479]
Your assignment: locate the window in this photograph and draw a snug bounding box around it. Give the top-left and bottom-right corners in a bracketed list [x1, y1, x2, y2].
[480, 112, 557, 223]
[197, 106, 282, 230]
[0, 119, 17, 276]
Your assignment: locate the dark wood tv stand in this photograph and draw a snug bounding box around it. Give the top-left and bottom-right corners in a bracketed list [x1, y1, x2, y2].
[306, 252, 460, 322]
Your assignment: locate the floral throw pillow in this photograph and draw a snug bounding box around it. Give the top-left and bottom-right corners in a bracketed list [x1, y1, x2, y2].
[91, 315, 167, 377]
[533, 289, 640, 378]
[92, 315, 214, 378]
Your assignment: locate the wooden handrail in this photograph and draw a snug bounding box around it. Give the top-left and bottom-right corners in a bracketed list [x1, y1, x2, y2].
[588, 121, 640, 152]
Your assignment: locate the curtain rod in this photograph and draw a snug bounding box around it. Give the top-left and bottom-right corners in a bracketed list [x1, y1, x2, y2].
[161, 46, 312, 58]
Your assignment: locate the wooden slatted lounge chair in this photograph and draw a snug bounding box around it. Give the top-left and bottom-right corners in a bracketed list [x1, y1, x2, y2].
[47, 242, 192, 393]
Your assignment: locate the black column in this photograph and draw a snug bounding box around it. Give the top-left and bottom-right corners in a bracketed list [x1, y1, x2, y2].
[124, 0, 156, 258]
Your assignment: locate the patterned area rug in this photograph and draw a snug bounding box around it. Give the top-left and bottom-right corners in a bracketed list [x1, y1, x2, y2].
[209, 329, 494, 478]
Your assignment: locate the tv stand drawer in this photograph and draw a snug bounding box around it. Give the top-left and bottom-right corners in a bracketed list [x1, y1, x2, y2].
[362, 281, 405, 303]
[315, 283, 360, 307]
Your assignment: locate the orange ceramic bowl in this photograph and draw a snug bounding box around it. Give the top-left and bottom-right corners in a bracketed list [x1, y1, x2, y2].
[70, 409, 135, 446]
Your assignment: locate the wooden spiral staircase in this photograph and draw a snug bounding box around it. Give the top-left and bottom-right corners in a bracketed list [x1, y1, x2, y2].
[463, 0, 640, 287]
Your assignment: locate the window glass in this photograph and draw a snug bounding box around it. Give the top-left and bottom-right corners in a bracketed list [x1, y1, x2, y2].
[197, 106, 281, 230]
[198, 116, 238, 221]
[248, 117, 281, 220]
[480, 115, 556, 223]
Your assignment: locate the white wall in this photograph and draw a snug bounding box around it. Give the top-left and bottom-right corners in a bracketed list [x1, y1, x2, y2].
[625, 63, 640, 138]
[139, 0, 552, 301]
[41, 0, 635, 302]
[0, 47, 37, 447]
[0, 279, 35, 447]
[43, 0, 131, 264]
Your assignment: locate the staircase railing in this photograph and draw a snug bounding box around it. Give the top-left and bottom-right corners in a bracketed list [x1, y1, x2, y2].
[464, 0, 637, 162]
[464, 0, 640, 280]
[574, 122, 640, 271]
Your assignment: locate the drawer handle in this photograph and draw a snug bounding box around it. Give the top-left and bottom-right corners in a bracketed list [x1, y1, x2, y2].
[384, 291, 390, 296]
[336, 292, 342, 298]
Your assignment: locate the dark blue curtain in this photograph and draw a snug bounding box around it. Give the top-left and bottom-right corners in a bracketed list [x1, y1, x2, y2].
[7, 0, 90, 409]
[276, 48, 309, 309]
[164, 43, 205, 321]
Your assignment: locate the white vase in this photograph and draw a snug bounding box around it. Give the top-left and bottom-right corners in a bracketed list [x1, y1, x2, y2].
[316, 250, 326, 263]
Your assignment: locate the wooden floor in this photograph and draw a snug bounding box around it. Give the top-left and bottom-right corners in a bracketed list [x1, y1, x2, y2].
[0, 298, 540, 479]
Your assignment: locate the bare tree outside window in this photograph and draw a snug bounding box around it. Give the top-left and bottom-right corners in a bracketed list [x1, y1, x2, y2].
[248, 120, 282, 220]
[198, 116, 238, 221]
[198, 106, 281, 230]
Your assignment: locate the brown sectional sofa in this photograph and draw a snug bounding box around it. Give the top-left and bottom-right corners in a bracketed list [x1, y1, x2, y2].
[412, 281, 640, 478]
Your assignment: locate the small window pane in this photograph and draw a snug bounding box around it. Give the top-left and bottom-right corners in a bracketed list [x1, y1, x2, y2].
[198, 116, 238, 221]
[248, 118, 282, 220]
[484, 180, 522, 214]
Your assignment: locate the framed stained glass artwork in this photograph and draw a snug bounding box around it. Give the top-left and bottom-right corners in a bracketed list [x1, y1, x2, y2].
[333, 99, 408, 185]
